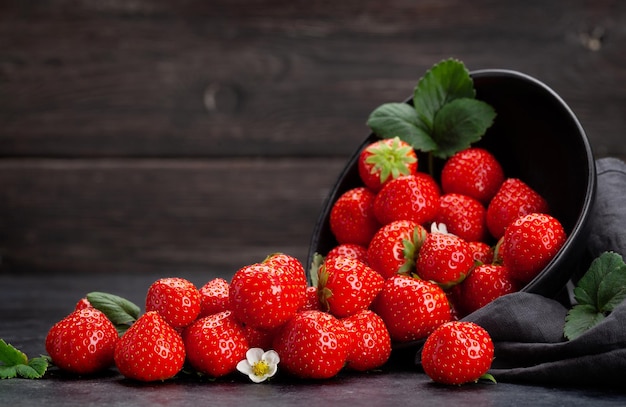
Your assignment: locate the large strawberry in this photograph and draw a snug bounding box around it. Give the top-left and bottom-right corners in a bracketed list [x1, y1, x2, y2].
[45, 308, 118, 375]
[317, 255, 384, 318]
[486, 178, 549, 239]
[373, 173, 440, 226]
[183, 310, 249, 378]
[421, 321, 494, 385]
[329, 187, 380, 247]
[434, 193, 487, 243]
[145, 277, 202, 329]
[114, 311, 185, 382]
[415, 228, 475, 289]
[272, 310, 351, 379]
[372, 274, 451, 342]
[500, 212, 567, 284]
[456, 264, 518, 316]
[341, 310, 391, 372]
[366, 220, 428, 279]
[357, 136, 418, 192]
[440, 147, 504, 204]
[198, 277, 230, 318]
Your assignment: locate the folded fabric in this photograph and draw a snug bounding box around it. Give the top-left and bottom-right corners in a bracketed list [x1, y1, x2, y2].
[414, 157, 626, 387]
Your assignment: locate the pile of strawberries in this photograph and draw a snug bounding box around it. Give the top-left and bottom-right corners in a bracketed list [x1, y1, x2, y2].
[44, 137, 567, 386]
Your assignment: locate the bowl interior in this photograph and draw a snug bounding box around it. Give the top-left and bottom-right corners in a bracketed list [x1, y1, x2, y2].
[307, 69, 597, 298]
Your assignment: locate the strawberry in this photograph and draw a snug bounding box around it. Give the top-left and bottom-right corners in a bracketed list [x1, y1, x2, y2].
[357, 136, 418, 192]
[441, 147, 504, 204]
[341, 310, 391, 372]
[198, 278, 230, 318]
[415, 228, 474, 289]
[45, 308, 118, 375]
[229, 260, 306, 330]
[241, 324, 276, 350]
[500, 213, 567, 284]
[145, 277, 202, 329]
[373, 173, 440, 226]
[329, 187, 381, 247]
[456, 264, 518, 316]
[263, 252, 309, 294]
[114, 311, 185, 382]
[372, 274, 451, 342]
[421, 321, 494, 385]
[317, 255, 384, 318]
[486, 178, 549, 239]
[299, 285, 321, 311]
[366, 220, 428, 279]
[183, 311, 249, 378]
[325, 243, 369, 265]
[468, 241, 494, 265]
[272, 310, 351, 379]
[74, 297, 93, 311]
[434, 193, 487, 243]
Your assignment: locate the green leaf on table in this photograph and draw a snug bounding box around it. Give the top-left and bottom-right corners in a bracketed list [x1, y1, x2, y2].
[87, 291, 141, 335]
[0, 339, 48, 379]
[564, 252, 626, 340]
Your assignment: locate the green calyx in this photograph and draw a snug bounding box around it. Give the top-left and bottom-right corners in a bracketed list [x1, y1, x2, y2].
[365, 136, 417, 184]
[398, 226, 429, 276]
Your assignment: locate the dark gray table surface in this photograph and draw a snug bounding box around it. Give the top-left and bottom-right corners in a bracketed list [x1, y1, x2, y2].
[2, 272, 626, 406]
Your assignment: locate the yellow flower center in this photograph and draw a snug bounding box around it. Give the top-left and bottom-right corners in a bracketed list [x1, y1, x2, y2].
[251, 360, 270, 377]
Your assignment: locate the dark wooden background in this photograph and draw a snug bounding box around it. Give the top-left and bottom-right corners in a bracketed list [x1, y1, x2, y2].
[1, 0, 625, 277]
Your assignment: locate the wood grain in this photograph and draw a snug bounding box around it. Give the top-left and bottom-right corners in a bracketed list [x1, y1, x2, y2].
[0, 0, 625, 274]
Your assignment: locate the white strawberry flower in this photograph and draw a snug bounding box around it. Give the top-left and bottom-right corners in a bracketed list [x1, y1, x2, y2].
[237, 348, 280, 383]
[430, 222, 450, 235]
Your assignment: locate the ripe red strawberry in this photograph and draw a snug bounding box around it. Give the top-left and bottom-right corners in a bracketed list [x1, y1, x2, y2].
[183, 311, 249, 378]
[373, 173, 440, 226]
[372, 274, 451, 342]
[299, 286, 321, 311]
[500, 213, 567, 283]
[421, 321, 494, 385]
[114, 311, 185, 382]
[366, 220, 428, 279]
[272, 310, 351, 379]
[198, 277, 230, 318]
[357, 136, 418, 192]
[486, 178, 549, 239]
[415, 230, 475, 289]
[341, 310, 392, 372]
[74, 297, 93, 311]
[325, 243, 369, 265]
[242, 324, 277, 350]
[229, 260, 306, 330]
[317, 255, 384, 318]
[441, 147, 504, 204]
[468, 241, 494, 265]
[456, 264, 518, 316]
[434, 193, 487, 243]
[329, 187, 381, 247]
[45, 308, 118, 375]
[263, 252, 308, 294]
[145, 277, 202, 329]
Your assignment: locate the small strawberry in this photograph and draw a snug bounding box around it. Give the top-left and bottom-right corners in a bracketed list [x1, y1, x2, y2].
[299, 286, 321, 311]
[145, 277, 202, 329]
[45, 308, 118, 375]
[325, 243, 369, 265]
[317, 255, 384, 318]
[366, 220, 428, 279]
[241, 324, 276, 350]
[373, 173, 440, 226]
[341, 310, 392, 372]
[441, 147, 504, 204]
[272, 310, 351, 379]
[183, 311, 249, 378]
[329, 187, 381, 247]
[198, 278, 230, 318]
[74, 297, 93, 311]
[486, 178, 549, 239]
[500, 213, 567, 284]
[114, 311, 185, 382]
[229, 260, 306, 330]
[421, 321, 495, 385]
[468, 241, 494, 265]
[415, 227, 475, 289]
[456, 264, 518, 316]
[372, 274, 451, 342]
[357, 136, 418, 192]
[434, 193, 487, 243]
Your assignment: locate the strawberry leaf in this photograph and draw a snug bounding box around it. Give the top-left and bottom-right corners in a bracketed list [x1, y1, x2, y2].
[366, 103, 437, 152]
[564, 251, 626, 340]
[87, 291, 141, 335]
[0, 339, 48, 379]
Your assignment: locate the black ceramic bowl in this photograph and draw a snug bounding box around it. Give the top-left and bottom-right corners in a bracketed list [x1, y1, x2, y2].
[307, 69, 597, 299]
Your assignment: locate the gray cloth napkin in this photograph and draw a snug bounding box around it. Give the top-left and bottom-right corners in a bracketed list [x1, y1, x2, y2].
[415, 157, 626, 387]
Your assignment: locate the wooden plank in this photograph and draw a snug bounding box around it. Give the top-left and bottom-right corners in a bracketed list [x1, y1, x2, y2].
[0, 158, 345, 274]
[0, 0, 624, 158]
